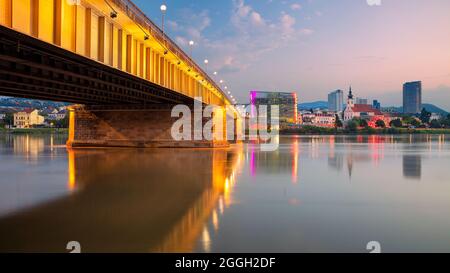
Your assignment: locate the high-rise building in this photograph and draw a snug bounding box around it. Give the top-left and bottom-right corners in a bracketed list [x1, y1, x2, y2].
[250, 91, 298, 125]
[403, 81, 422, 114]
[355, 97, 368, 105]
[373, 100, 381, 110]
[328, 90, 344, 112]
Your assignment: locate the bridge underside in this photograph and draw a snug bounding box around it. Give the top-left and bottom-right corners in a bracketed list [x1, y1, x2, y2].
[0, 26, 235, 148]
[0, 25, 192, 105]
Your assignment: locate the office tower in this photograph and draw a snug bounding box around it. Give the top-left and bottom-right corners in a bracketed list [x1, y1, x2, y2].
[403, 81, 422, 114]
[328, 90, 344, 112]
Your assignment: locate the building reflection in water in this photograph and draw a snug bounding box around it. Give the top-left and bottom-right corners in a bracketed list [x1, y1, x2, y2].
[0, 147, 244, 253]
[248, 136, 300, 184]
[13, 135, 45, 160]
[403, 154, 422, 180]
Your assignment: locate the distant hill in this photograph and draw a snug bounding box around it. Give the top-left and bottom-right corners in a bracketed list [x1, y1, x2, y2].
[382, 104, 448, 115]
[422, 103, 448, 115]
[0, 97, 68, 109]
[298, 101, 328, 110]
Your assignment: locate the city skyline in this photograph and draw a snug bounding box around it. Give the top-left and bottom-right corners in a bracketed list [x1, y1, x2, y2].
[133, 0, 450, 109]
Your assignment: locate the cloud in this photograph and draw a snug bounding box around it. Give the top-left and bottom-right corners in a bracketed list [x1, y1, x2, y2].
[290, 3, 302, 10]
[165, 0, 315, 95]
[203, 0, 313, 73]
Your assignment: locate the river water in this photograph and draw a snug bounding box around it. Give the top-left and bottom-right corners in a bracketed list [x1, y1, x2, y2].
[0, 134, 449, 253]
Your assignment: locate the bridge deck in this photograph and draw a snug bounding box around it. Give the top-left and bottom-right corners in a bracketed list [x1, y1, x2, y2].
[0, 25, 192, 105]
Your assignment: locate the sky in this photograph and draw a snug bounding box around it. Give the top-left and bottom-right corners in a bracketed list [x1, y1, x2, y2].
[133, 0, 450, 110]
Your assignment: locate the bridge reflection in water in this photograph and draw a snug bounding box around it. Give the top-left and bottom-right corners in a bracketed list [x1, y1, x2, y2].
[0, 146, 243, 253]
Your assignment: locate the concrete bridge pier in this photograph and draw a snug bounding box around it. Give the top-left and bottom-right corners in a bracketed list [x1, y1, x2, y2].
[66, 105, 230, 149]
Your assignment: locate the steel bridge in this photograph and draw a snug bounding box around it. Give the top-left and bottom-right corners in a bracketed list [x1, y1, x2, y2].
[0, 0, 240, 148]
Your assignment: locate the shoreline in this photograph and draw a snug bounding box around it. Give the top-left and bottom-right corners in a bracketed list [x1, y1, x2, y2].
[2, 127, 450, 136]
[280, 127, 450, 135]
[0, 128, 68, 135]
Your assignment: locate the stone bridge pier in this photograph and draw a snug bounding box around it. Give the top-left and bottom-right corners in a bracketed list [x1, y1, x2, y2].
[66, 105, 233, 148]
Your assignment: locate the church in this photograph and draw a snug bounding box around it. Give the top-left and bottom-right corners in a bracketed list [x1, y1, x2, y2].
[343, 87, 383, 122]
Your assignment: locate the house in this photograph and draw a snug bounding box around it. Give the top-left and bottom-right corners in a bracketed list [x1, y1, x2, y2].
[301, 111, 336, 127]
[13, 109, 45, 128]
[47, 109, 67, 120]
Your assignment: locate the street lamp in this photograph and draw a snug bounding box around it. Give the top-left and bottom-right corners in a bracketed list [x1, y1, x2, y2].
[160, 4, 168, 54]
[104, 0, 118, 18]
[204, 59, 209, 73]
[188, 40, 194, 58]
[213, 71, 217, 76]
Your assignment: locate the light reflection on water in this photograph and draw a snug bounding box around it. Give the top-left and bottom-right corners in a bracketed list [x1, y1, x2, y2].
[0, 134, 450, 253]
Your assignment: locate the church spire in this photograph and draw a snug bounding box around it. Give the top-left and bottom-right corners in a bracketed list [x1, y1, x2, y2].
[348, 86, 353, 99]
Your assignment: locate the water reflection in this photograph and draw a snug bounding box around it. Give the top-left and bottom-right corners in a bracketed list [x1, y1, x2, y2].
[403, 155, 422, 179]
[1, 134, 450, 253]
[0, 142, 243, 253]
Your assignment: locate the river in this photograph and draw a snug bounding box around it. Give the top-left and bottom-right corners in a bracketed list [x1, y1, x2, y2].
[0, 134, 449, 253]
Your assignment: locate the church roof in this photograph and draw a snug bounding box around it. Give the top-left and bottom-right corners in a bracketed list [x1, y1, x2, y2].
[351, 104, 382, 115]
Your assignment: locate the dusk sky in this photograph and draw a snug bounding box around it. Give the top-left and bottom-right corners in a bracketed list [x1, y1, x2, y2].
[134, 0, 450, 109]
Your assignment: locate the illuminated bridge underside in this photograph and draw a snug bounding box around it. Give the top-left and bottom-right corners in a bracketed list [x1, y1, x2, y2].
[0, 26, 190, 105]
[0, 0, 230, 106]
[0, 0, 240, 148]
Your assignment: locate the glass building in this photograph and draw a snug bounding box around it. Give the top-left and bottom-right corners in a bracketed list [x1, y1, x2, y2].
[373, 100, 381, 110]
[403, 81, 422, 114]
[328, 90, 344, 112]
[250, 91, 298, 126]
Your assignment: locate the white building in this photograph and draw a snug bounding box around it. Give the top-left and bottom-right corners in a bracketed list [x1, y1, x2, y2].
[343, 87, 383, 122]
[14, 109, 45, 128]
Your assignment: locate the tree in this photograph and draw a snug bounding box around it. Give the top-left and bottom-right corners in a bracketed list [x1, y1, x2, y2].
[419, 108, 432, 124]
[430, 119, 442, 129]
[1, 113, 14, 128]
[359, 119, 368, 128]
[390, 119, 402, 128]
[334, 114, 343, 128]
[347, 120, 358, 132]
[55, 115, 69, 128]
[375, 119, 386, 128]
[411, 118, 421, 128]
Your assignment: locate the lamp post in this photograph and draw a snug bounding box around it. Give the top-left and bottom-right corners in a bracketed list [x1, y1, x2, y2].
[189, 40, 194, 58]
[160, 4, 167, 54]
[187, 40, 194, 72]
[204, 59, 209, 73]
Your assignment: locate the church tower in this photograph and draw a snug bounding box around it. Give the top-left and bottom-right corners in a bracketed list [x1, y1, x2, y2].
[347, 86, 354, 108]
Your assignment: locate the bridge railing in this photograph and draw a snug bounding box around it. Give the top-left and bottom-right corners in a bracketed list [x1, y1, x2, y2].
[109, 0, 230, 104]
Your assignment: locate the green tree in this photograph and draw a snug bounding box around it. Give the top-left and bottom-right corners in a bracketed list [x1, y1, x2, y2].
[375, 119, 386, 128]
[390, 118, 403, 128]
[430, 119, 442, 129]
[55, 115, 69, 128]
[419, 108, 432, 124]
[359, 119, 369, 128]
[410, 118, 421, 127]
[334, 114, 343, 128]
[1, 113, 14, 128]
[347, 120, 358, 132]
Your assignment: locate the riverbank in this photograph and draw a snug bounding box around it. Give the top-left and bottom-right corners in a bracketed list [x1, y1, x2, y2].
[280, 126, 450, 135]
[0, 128, 68, 135]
